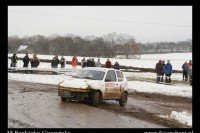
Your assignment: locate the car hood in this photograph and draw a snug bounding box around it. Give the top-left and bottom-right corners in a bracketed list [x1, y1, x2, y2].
[61, 78, 102, 88]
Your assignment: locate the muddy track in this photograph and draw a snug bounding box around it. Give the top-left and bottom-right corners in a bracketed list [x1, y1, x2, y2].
[8, 80, 191, 128]
[99, 92, 192, 128]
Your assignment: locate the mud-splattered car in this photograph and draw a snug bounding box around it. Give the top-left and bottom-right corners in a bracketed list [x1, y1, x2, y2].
[58, 67, 128, 107]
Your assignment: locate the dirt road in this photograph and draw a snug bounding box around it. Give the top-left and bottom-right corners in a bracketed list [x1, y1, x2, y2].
[8, 80, 191, 128]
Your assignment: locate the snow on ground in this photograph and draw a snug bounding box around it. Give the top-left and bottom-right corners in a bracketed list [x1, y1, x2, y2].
[159, 111, 192, 126]
[124, 72, 183, 81]
[8, 52, 192, 70]
[8, 52, 192, 127]
[8, 71, 192, 98]
[128, 81, 191, 98]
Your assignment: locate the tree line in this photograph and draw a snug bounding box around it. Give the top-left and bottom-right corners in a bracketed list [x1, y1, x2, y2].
[8, 32, 192, 58]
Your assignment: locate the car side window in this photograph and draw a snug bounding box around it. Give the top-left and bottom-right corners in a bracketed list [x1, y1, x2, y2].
[116, 71, 124, 82]
[105, 70, 117, 82]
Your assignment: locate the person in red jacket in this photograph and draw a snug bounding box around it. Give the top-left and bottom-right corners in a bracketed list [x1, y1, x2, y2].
[105, 59, 112, 68]
[71, 56, 78, 73]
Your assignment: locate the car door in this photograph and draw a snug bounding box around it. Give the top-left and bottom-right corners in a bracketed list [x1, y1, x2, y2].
[116, 71, 127, 93]
[103, 70, 121, 99]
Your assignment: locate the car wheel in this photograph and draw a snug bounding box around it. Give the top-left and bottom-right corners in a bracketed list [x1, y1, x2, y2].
[119, 93, 128, 106]
[61, 97, 67, 102]
[92, 91, 99, 107]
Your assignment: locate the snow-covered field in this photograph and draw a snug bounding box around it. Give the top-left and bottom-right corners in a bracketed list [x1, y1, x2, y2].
[8, 52, 192, 126]
[8, 52, 192, 70]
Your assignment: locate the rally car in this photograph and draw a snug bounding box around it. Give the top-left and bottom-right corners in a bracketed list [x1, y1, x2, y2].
[58, 67, 128, 107]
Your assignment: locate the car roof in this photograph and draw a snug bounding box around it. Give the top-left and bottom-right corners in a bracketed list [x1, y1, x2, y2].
[82, 67, 120, 72]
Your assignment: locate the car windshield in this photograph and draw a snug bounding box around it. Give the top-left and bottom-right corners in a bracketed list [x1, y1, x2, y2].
[73, 70, 105, 80]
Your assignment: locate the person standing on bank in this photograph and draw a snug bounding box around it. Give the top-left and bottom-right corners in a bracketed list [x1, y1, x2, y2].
[30, 54, 40, 68]
[10, 53, 18, 67]
[81, 57, 87, 68]
[164, 60, 173, 83]
[105, 59, 112, 68]
[187, 60, 192, 81]
[23, 53, 30, 67]
[155, 60, 163, 83]
[96, 58, 102, 67]
[60, 56, 66, 68]
[71, 56, 78, 72]
[51, 55, 60, 68]
[113, 62, 120, 70]
[160, 60, 165, 82]
[182, 61, 189, 81]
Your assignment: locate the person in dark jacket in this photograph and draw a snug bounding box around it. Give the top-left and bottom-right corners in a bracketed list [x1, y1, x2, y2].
[92, 58, 96, 67]
[105, 59, 112, 68]
[182, 61, 189, 81]
[113, 62, 120, 70]
[23, 53, 30, 67]
[81, 57, 87, 68]
[86, 58, 94, 67]
[30, 54, 40, 68]
[60, 56, 65, 68]
[160, 60, 165, 82]
[164, 60, 173, 83]
[10, 53, 18, 67]
[155, 60, 163, 83]
[51, 55, 60, 68]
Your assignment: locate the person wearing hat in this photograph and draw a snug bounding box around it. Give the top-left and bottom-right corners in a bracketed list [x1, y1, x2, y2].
[155, 60, 163, 83]
[30, 54, 40, 68]
[10, 53, 18, 67]
[23, 53, 30, 67]
[164, 60, 173, 83]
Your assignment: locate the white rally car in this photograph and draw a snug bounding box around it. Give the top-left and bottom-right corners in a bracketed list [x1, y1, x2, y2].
[58, 67, 128, 107]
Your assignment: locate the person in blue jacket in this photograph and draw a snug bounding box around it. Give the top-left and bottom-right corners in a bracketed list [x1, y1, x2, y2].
[164, 60, 173, 83]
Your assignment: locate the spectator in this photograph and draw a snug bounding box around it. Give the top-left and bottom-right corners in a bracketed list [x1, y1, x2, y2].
[30, 54, 40, 68]
[187, 60, 192, 81]
[92, 58, 96, 67]
[161, 60, 165, 82]
[71, 56, 78, 72]
[81, 57, 87, 68]
[10, 53, 18, 67]
[86, 58, 94, 67]
[182, 61, 189, 81]
[113, 62, 120, 70]
[96, 58, 102, 67]
[105, 59, 112, 68]
[164, 60, 173, 83]
[51, 55, 60, 68]
[155, 60, 163, 83]
[60, 56, 66, 68]
[23, 53, 30, 67]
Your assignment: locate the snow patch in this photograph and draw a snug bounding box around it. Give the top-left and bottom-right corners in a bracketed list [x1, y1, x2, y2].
[17, 45, 28, 51]
[158, 111, 192, 126]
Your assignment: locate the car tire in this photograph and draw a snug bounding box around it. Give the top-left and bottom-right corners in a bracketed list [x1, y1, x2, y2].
[119, 92, 128, 106]
[61, 97, 67, 102]
[92, 91, 99, 107]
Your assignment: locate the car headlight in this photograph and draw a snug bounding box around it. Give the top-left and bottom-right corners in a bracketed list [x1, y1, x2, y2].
[80, 85, 89, 89]
[59, 83, 64, 87]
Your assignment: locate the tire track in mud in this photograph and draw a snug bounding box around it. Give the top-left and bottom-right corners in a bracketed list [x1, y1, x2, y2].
[98, 92, 192, 128]
[8, 80, 191, 128]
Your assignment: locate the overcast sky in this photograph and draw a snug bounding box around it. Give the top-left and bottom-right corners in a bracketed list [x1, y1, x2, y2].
[8, 6, 192, 43]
